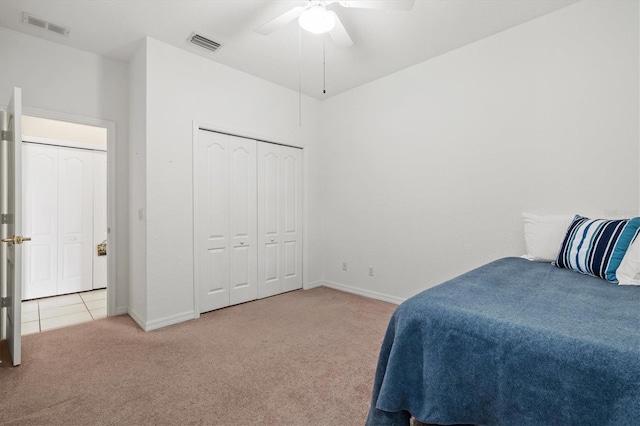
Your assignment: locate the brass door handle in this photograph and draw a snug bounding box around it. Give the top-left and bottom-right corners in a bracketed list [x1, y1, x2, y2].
[1, 236, 31, 244]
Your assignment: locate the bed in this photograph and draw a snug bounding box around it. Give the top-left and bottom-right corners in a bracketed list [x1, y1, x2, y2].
[366, 257, 640, 426]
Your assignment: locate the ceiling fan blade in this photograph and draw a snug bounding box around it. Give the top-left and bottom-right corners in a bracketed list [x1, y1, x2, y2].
[338, 0, 415, 10]
[254, 5, 306, 35]
[328, 11, 353, 47]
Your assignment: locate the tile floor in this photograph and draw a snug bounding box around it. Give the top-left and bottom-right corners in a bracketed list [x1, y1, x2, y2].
[21, 289, 107, 335]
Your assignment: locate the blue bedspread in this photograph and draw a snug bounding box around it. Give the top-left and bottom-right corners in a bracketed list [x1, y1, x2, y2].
[366, 257, 640, 426]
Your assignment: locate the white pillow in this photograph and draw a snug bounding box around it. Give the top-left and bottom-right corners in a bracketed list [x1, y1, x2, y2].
[522, 213, 574, 262]
[617, 237, 640, 285]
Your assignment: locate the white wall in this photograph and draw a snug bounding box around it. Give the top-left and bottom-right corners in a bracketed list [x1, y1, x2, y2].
[131, 37, 323, 330]
[128, 40, 147, 324]
[0, 27, 130, 312]
[22, 115, 107, 149]
[319, 0, 640, 302]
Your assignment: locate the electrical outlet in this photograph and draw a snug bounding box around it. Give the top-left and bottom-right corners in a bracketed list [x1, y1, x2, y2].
[369, 266, 374, 276]
[635, 272, 640, 281]
[342, 262, 348, 271]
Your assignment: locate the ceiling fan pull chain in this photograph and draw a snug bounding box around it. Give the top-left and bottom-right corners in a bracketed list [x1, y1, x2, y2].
[299, 25, 303, 126]
[323, 35, 327, 95]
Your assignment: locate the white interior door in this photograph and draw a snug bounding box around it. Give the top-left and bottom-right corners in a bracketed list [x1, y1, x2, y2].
[57, 147, 93, 294]
[2, 87, 25, 366]
[257, 144, 281, 298]
[196, 130, 231, 313]
[281, 148, 303, 292]
[257, 143, 303, 298]
[195, 130, 258, 313]
[93, 150, 107, 289]
[23, 143, 59, 299]
[228, 137, 257, 305]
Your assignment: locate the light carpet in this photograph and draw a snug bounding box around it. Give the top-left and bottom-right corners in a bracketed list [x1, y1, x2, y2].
[0, 287, 396, 425]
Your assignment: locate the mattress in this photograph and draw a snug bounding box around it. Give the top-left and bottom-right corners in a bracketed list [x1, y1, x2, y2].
[366, 257, 640, 426]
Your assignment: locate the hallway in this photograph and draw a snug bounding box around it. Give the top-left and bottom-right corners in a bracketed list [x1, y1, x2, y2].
[21, 289, 107, 335]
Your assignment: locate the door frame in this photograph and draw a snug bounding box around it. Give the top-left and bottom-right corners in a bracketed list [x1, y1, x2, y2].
[20, 106, 117, 317]
[192, 121, 308, 319]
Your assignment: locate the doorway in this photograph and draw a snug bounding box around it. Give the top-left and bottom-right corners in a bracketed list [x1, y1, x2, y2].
[19, 113, 116, 333]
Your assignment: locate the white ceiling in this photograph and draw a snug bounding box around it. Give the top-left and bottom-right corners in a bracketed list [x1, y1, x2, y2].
[0, 0, 578, 100]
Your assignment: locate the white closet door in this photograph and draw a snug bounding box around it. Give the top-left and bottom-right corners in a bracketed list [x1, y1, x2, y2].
[196, 131, 230, 312]
[57, 147, 94, 294]
[257, 143, 303, 298]
[257, 145, 281, 298]
[22, 144, 59, 300]
[281, 148, 303, 292]
[92, 151, 107, 289]
[195, 130, 258, 313]
[228, 137, 257, 305]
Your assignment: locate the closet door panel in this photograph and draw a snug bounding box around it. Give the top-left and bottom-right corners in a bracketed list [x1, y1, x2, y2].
[265, 243, 279, 281]
[283, 155, 298, 233]
[206, 247, 227, 294]
[196, 131, 230, 313]
[283, 241, 297, 278]
[229, 138, 257, 305]
[258, 144, 303, 296]
[22, 144, 59, 300]
[281, 148, 303, 292]
[257, 146, 281, 299]
[92, 151, 108, 289]
[264, 153, 279, 235]
[57, 148, 93, 294]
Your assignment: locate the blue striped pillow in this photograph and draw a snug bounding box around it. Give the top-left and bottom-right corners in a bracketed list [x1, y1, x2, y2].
[554, 215, 640, 283]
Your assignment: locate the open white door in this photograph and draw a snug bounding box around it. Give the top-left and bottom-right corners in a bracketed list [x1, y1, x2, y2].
[2, 87, 27, 366]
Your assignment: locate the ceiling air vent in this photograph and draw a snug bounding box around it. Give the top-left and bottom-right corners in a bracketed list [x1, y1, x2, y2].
[22, 12, 70, 37]
[188, 32, 222, 53]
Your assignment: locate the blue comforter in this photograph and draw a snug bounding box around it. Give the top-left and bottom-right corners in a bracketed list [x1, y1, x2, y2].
[366, 257, 640, 426]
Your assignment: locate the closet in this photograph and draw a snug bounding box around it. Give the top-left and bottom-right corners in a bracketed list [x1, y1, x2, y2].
[194, 129, 303, 314]
[22, 142, 107, 300]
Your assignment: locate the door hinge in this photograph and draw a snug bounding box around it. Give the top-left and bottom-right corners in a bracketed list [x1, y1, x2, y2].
[1, 130, 11, 141]
[1, 213, 12, 224]
[1, 297, 9, 308]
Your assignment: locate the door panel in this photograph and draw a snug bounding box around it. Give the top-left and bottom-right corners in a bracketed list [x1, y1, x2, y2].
[206, 248, 226, 294]
[232, 246, 249, 289]
[258, 144, 303, 296]
[281, 149, 303, 292]
[257, 145, 281, 298]
[23, 143, 58, 299]
[205, 142, 227, 240]
[263, 153, 279, 235]
[228, 138, 256, 305]
[2, 87, 23, 366]
[265, 243, 279, 282]
[284, 241, 297, 278]
[284, 155, 298, 233]
[231, 148, 250, 237]
[197, 132, 230, 312]
[58, 148, 93, 294]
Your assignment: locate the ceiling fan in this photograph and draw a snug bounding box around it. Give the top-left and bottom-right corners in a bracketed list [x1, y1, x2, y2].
[254, 0, 416, 47]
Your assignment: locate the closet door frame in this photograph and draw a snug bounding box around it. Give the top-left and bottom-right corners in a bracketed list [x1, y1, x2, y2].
[22, 107, 117, 317]
[192, 122, 308, 320]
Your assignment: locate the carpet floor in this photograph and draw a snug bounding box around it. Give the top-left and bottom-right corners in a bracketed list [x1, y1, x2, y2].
[0, 287, 396, 425]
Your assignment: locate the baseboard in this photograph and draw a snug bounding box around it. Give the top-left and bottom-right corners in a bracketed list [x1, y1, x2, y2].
[304, 280, 324, 290]
[319, 281, 406, 305]
[115, 306, 128, 316]
[127, 307, 146, 331]
[143, 310, 195, 332]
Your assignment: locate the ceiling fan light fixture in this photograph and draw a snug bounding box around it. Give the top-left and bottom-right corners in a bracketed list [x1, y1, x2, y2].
[298, 5, 336, 34]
